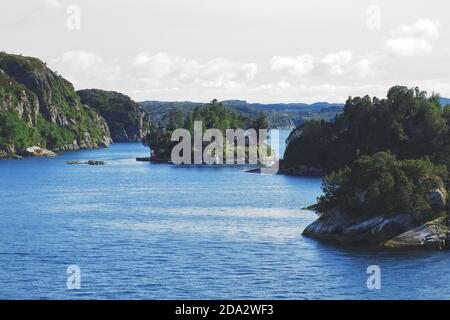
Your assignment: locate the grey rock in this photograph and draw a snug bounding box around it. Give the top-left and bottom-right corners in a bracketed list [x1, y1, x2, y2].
[24, 146, 56, 157]
[303, 211, 415, 244]
[66, 160, 106, 165]
[384, 219, 448, 250]
[343, 214, 414, 243]
[87, 160, 105, 165]
[302, 209, 355, 241]
[428, 189, 447, 212]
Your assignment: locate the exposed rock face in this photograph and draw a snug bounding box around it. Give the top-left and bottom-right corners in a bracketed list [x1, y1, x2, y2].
[428, 189, 447, 212]
[0, 52, 112, 158]
[303, 182, 449, 249]
[77, 89, 151, 142]
[302, 209, 354, 240]
[303, 210, 415, 244]
[303, 207, 450, 250]
[384, 218, 448, 250]
[342, 214, 414, 243]
[24, 146, 56, 157]
[0, 70, 39, 125]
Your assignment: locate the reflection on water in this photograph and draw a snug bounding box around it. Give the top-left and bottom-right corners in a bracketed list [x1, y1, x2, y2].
[0, 139, 449, 299]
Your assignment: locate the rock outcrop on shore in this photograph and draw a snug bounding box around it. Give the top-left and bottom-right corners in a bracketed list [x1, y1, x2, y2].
[0, 52, 112, 158]
[303, 185, 449, 249]
[24, 146, 56, 157]
[303, 210, 413, 242]
[77, 89, 151, 142]
[384, 217, 448, 250]
[303, 210, 449, 249]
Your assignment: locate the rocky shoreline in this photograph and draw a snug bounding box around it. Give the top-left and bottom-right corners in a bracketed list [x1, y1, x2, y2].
[303, 210, 449, 250]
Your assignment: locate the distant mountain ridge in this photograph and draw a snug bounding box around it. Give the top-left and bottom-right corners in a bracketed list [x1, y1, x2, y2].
[139, 100, 345, 128]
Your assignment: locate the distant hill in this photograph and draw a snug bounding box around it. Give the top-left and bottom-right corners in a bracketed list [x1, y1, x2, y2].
[77, 89, 150, 142]
[139, 100, 344, 129]
[0, 52, 112, 158]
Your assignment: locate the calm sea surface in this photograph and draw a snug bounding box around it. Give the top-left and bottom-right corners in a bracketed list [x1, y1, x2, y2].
[0, 131, 449, 299]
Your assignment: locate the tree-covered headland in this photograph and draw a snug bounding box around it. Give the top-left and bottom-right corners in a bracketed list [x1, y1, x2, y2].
[285, 86, 449, 225]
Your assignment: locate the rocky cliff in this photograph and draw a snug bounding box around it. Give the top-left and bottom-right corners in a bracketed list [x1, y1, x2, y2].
[77, 89, 150, 142]
[0, 52, 112, 157]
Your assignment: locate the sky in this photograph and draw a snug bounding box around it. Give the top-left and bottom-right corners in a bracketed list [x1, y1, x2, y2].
[1, 0, 449, 103]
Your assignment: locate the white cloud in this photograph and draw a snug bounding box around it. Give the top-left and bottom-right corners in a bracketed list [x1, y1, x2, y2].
[132, 52, 257, 89]
[47, 49, 450, 104]
[321, 51, 353, 75]
[53, 51, 103, 71]
[271, 51, 376, 79]
[353, 59, 375, 78]
[259, 81, 292, 90]
[49, 51, 105, 86]
[385, 19, 440, 57]
[397, 19, 440, 40]
[133, 52, 196, 78]
[270, 55, 315, 77]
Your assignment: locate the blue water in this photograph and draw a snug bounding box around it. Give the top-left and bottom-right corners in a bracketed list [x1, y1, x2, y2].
[0, 139, 450, 299]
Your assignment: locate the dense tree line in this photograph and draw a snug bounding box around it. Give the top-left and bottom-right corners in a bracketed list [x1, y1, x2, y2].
[284, 86, 450, 218]
[285, 86, 448, 172]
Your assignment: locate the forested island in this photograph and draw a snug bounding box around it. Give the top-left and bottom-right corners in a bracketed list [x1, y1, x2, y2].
[143, 99, 273, 164]
[283, 86, 450, 249]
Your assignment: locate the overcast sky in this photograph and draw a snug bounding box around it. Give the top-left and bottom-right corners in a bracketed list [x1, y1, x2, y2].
[1, 0, 449, 103]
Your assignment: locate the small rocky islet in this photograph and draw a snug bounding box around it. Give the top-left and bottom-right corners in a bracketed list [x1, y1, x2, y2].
[66, 160, 106, 166]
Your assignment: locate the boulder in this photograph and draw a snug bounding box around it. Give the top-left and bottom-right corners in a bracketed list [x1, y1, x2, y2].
[342, 214, 414, 243]
[302, 209, 355, 241]
[303, 211, 415, 244]
[384, 218, 448, 250]
[428, 189, 447, 212]
[24, 146, 56, 157]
